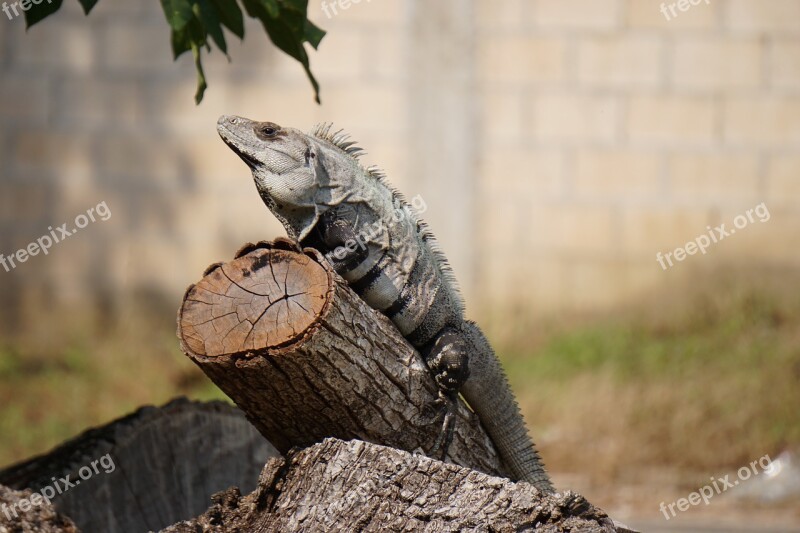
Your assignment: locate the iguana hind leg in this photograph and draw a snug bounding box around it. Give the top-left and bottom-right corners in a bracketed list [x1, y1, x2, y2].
[423, 327, 470, 461]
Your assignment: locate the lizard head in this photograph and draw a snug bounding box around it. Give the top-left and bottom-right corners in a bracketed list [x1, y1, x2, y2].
[217, 115, 354, 241]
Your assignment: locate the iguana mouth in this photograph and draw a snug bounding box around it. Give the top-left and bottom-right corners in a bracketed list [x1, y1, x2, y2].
[227, 141, 259, 170]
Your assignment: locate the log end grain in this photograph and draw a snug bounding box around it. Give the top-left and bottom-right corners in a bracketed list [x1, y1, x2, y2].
[179, 244, 332, 359]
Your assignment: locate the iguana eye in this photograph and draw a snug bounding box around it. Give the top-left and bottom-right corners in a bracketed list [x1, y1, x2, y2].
[255, 123, 281, 140]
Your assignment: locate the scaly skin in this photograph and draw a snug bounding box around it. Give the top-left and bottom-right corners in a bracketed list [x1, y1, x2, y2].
[216, 115, 554, 492]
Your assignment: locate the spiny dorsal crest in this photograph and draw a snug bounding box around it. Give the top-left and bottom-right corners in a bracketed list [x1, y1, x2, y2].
[311, 124, 465, 313]
[311, 122, 365, 158]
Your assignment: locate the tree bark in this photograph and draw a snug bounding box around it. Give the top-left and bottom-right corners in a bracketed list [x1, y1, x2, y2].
[0, 484, 78, 533]
[161, 438, 621, 533]
[0, 398, 279, 533]
[177, 239, 508, 479]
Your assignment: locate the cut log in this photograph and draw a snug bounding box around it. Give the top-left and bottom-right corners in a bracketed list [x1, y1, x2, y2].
[177, 239, 508, 479]
[0, 398, 279, 533]
[161, 438, 621, 533]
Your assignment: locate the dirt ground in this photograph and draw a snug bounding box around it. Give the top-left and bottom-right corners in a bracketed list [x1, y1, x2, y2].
[554, 470, 800, 532]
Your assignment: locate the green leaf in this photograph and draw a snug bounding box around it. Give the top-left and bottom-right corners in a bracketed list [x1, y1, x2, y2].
[279, 0, 321, 39]
[264, 18, 320, 103]
[273, 0, 307, 36]
[240, 0, 266, 19]
[24, 0, 64, 29]
[241, 0, 322, 103]
[262, 0, 280, 18]
[300, 54, 321, 104]
[19, 0, 324, 106]
[304, 19, 325, 49]
[185, 17, 211, 102]
[262, 18, 302, 61]
[192, 42, 208, 104]
[210, 0, 244, 39]
[160, 0, 194, 31]
[195, 0, 227, 54]
[164, 8, 211, 103]
[75, 0, 99, 15]
[279, 0, 307, 12]
[171, 24, 192, 59]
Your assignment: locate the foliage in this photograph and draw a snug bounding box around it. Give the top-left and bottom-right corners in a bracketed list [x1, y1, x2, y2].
[24, 0, 325, 104]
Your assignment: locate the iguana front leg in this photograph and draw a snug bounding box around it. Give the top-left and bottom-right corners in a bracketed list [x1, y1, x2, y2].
[310, 210, 368, 272]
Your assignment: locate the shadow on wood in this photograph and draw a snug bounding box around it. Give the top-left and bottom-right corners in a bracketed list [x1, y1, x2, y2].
[0, 398, 278, 533]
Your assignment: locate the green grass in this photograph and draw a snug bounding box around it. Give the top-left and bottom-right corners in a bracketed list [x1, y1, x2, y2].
[0, 321, 229, 469]
[509, 300, 795, 384]
[498, 275, 800, 483]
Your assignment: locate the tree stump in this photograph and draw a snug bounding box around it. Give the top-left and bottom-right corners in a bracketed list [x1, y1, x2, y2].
[177, 239, 508, 479]
[0, 398, 278, 533]
[161, 438, 620, 533]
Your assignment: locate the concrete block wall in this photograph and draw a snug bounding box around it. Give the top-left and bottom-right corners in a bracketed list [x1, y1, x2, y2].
[475, 0, 800, 316]
[0, 0, 798, 331]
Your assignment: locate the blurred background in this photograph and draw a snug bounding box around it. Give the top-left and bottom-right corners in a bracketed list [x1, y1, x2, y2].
[1, 0, 799, 529]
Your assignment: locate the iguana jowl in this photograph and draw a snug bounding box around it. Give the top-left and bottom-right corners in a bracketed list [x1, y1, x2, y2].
[217, 115, 554, 492]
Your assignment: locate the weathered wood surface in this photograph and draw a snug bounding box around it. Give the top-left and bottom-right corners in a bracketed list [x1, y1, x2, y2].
[162, 438, 620, 533]
[0, 484, 78, 533]
[0, 398, 279, 533]
[178, 239, 509, 479]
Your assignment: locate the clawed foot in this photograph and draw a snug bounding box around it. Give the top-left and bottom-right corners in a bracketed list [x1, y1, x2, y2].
[427, 391, 457, 461]
[422, 327, 469, 462]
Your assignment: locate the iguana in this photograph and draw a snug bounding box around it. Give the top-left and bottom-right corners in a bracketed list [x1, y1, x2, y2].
[216, 115, 554, 492]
